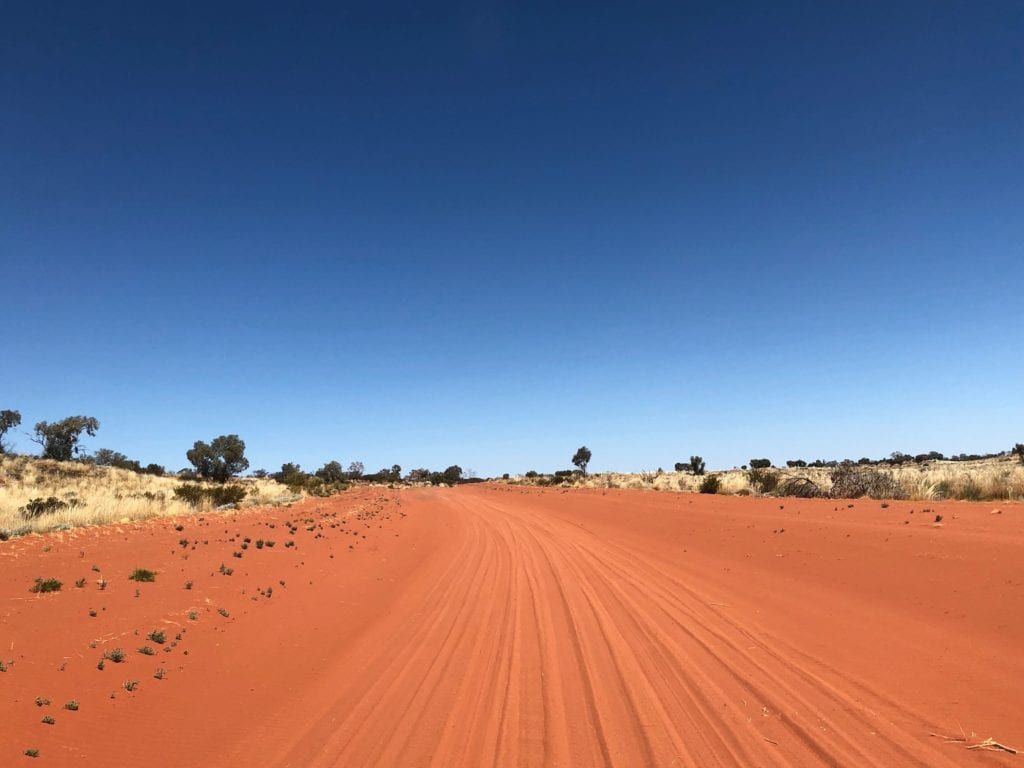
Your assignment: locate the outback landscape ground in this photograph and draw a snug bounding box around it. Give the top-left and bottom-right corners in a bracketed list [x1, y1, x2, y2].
[2, 481, 1021, 766]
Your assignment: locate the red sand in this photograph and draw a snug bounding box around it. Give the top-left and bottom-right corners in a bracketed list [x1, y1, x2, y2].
[2, 485, 1022, 766]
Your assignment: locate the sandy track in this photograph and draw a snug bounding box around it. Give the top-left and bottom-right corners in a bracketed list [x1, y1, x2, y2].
[2, 486, 1021, 766]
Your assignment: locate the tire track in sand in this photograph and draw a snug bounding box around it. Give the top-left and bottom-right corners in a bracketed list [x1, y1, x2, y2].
[251, 487, 983, 767]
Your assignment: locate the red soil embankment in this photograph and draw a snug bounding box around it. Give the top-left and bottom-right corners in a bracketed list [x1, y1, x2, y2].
[2, 485, 1021, 766]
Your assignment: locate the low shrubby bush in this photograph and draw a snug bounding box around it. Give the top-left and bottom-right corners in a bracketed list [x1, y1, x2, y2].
[829, 465, 906, 499]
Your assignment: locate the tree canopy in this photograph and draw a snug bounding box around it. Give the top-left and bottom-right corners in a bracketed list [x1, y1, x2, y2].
[33, 416, 99, 460]
[572, 446, 592, 476]
[186, 434, 249, 482]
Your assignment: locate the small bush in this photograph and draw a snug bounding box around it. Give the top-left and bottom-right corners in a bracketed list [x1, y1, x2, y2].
[777, 477, 826, 498]
[173, 484, 206, 507]
[699, 475, 722, 494]
[30, 578, 62, 594]
[137, 646, 155, 656]
[123, 679, 139, 692]
[128, 569, 157, 582]
[960, 480, 984, 501]
[830, 465, 906, 499]
[147, 629, 166, 644]
[747, 468, 780, 495]
[207, 484, 248, 507]
[19, 496, 69, 520]
[103, 648, 126, 663]
[41, 715, 55, 725]
[63, 700, 79, 711]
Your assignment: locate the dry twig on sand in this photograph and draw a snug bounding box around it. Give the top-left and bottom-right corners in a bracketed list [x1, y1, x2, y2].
[931, 728, 1018, 755]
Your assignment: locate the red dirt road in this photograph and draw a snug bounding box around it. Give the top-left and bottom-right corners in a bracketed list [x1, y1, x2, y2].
[2, 485, 1022, 766]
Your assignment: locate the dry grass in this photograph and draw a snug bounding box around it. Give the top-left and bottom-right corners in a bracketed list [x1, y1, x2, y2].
[507, 457, 1024, 501]
[0, 454, 300, 535]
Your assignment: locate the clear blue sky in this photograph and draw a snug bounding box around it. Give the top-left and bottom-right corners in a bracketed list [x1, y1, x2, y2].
[3, 1, 1022, 476]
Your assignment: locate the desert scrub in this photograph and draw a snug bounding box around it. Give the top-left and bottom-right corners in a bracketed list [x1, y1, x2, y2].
[137, 645, 156, 656]
[699, 475, 722, 494]
[34, 697, 50, 707]
[74, 577, 86, 588]
[147, 629, 166, 644]
[41, 715, 55, 725]
[63, 700, 79, 711]
[217, 607, 230, 617]
[153, 667, 165, 680]
[103, 648, 126, 663]
[29, 577, 62, 593]
[24, 748, 39, 758]
[123, 679, 139, 691]
[128, 568, 156, 582]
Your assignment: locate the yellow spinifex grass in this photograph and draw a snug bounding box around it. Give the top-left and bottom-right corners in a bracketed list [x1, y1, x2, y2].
[519, 456, 1024, 501]
[0, 454, 298, 534]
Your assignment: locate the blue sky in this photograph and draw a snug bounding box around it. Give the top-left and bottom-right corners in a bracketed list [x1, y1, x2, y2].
[3, 1, 1022, 476]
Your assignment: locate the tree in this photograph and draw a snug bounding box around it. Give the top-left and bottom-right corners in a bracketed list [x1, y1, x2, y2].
[689, 456, 706, 475]
[315, 461, 346, 484]
[572, 446, 592, 476]
[0, 409, 22, 453]
[1013, 443, 1024, 465]
[186, 434, 249, 482]
[749, 458, 772, 470]
[434, 466, 462, 483]
[33, 416, 100, 460]
[347, 461, 364, 479]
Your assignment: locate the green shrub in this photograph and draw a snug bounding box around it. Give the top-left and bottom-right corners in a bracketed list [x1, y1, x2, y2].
[128, 569, 157, 582]
[207, 484, 248, 507]
[29, 578, 62, 593]
[19, 497, 68, 520]
[173, 484, 206, 507]
[747, 468, 780, 494]
[699, 475, 722, 494]
[960, 480, 984, 501]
